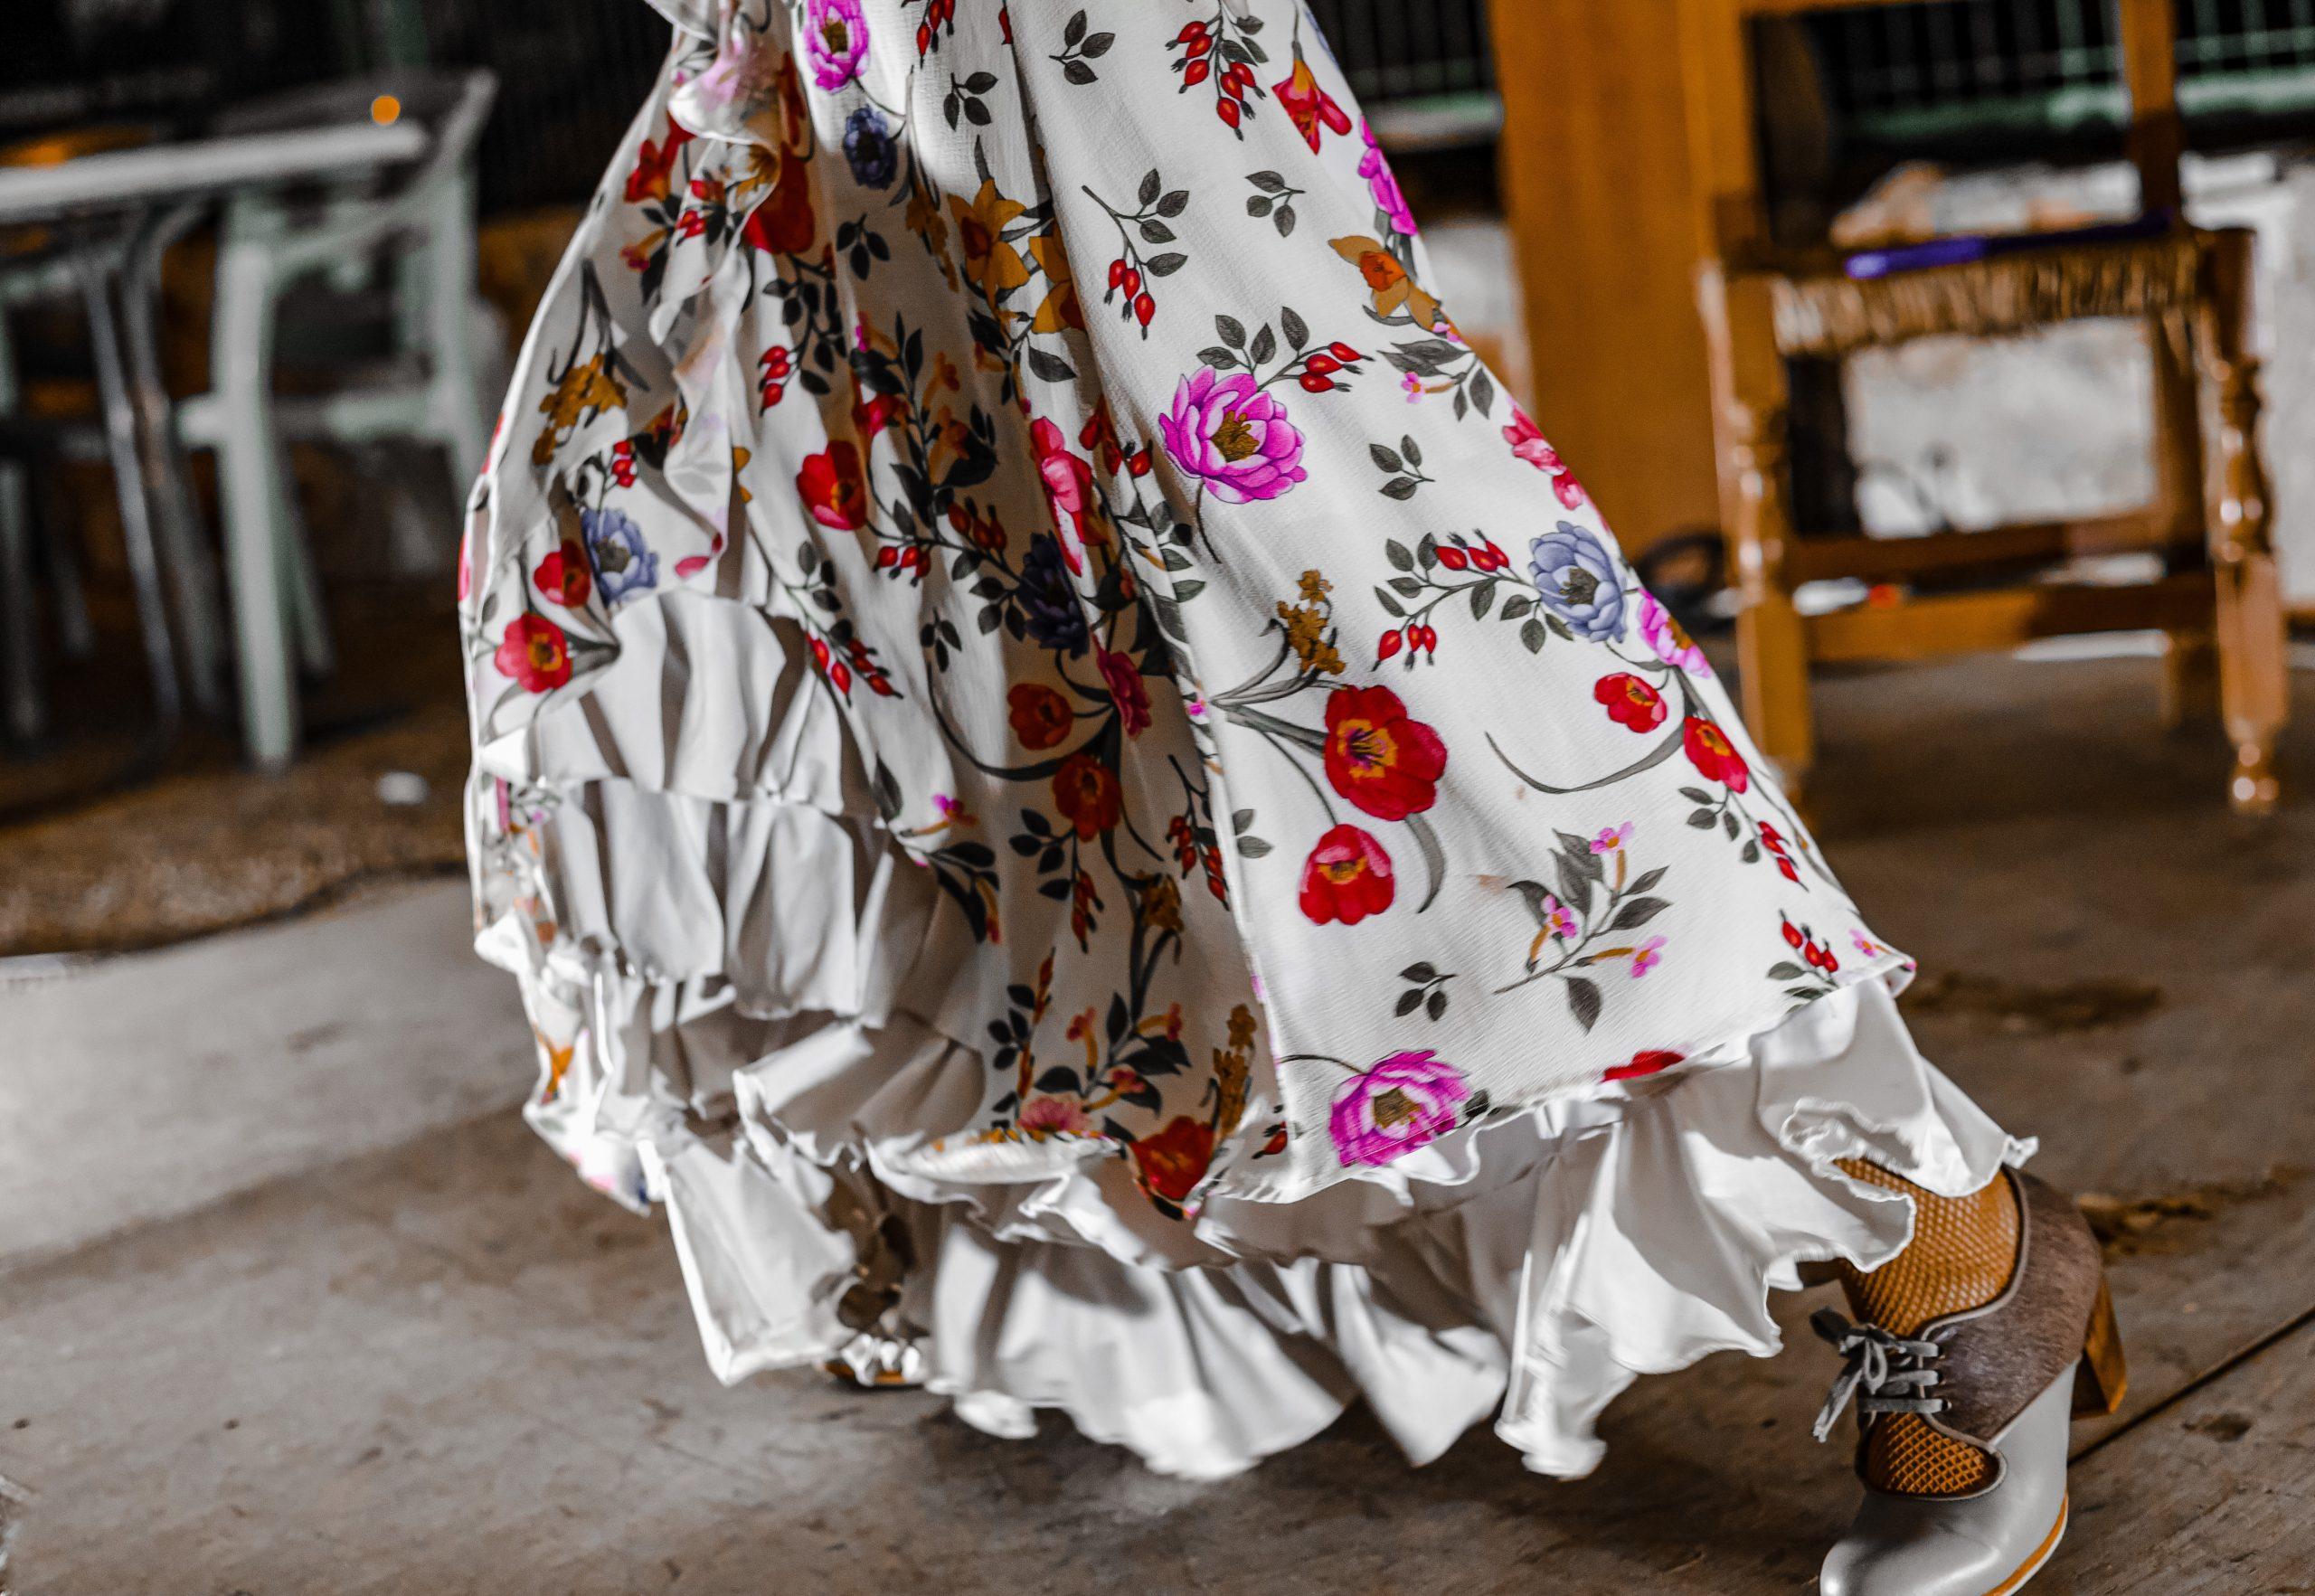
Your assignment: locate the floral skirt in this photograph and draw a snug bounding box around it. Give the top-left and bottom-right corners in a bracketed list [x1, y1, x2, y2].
[459, 0, 2021, 1476]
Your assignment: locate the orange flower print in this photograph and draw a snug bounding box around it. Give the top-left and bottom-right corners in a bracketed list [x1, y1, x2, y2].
[1328, 235, 1444, 332]
[1052, 751, 1122, 839]
[1323, 685, 1447, 821]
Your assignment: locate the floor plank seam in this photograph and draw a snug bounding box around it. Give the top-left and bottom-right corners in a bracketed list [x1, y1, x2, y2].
[2073, 1299, 2315, 1462]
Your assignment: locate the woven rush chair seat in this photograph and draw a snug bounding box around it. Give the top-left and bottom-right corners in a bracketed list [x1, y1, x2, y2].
[1766, 230, 2208, 359]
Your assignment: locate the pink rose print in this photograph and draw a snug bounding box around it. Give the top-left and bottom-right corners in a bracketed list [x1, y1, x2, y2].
[804, 0, 870, 90]
[1538, 893, 1579, 942]
[1356, 120, 1418, 239]
[1018, 1097, 1092, 1138]
[1638, 590, 1712, 677]
[1030, 416, 1098, 571]
[1503, 404, 1588, 510]
[1158, 369, 1308, 504]
[1328, 1050, 1469, 1166]
[1097, 647, 1151, 737]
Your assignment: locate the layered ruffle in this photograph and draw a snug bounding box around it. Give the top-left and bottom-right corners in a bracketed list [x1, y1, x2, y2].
[616, 965, 2027, 1479]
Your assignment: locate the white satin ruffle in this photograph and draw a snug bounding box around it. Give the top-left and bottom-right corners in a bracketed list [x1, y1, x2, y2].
[633, 977, 2026, 1480]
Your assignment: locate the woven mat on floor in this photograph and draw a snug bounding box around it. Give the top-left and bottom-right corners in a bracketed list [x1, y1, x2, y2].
[0, 701, 468, 959]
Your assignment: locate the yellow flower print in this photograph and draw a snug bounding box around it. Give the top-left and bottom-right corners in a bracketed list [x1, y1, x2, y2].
[1026, 231, 1084, 334]
[534, 354, 626, 467]
[949, 178, 1031, 305]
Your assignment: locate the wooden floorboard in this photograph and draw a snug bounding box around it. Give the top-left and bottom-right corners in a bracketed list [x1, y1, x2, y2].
[5, 654, 2314, 1591]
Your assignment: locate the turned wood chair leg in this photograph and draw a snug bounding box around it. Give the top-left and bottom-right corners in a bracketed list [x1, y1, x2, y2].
[2201, 231, 2287, 817]
[1701, 269, 1817, 802]
[2159, 629, 2219, 734]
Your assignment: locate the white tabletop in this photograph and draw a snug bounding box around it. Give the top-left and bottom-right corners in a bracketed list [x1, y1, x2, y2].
[0, 121, 431, 226]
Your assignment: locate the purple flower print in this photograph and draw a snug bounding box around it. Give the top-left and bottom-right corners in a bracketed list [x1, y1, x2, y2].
[581, 506, 659, 604]
[805, 0, 869, 91]
[1529, 520, 1625, 642]
[1328, 1050, 1470, 1166]
[1357, 120, 1419, 239]
[1158, 370, 1308, 505]
[1638, 591, 1712, 678]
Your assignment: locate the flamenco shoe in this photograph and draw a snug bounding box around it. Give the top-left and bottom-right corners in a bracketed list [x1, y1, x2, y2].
[819, 1327, 929, 1390]
[1813, 1163, 2127, 1596]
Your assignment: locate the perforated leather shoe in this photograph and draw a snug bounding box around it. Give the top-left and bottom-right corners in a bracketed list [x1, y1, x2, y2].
[1815, 1165, 2127, 1596]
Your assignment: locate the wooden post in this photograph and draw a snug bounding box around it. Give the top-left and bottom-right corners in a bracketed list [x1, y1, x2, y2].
[1488, 0, 1723, 558]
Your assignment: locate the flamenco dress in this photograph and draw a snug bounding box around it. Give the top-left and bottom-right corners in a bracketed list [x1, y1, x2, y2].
[459, 0, 2028, 1479]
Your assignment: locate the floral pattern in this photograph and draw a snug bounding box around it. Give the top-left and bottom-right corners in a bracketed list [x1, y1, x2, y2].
[460, 0, 1908, 1217]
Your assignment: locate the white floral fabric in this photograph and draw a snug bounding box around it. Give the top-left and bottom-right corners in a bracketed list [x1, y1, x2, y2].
[457, 0, 1997, 1476]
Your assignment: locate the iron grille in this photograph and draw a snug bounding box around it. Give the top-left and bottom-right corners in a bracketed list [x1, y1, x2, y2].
[1809, 0, 2315, 143]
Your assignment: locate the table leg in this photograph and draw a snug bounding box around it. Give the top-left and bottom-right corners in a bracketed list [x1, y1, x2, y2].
[80, 253, 182, 741]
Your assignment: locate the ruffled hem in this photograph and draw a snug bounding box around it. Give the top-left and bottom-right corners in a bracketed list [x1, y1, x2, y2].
[609, 977, 2025, 1480]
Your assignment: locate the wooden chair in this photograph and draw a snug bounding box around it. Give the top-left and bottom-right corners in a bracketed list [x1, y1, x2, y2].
[1676, 0, 2289, 815]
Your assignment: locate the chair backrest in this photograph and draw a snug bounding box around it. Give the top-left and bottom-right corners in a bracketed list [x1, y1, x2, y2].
[1675, 0, 2186, 262]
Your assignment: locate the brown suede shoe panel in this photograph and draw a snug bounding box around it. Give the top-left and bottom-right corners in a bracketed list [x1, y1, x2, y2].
[1931, 1171, 2106, 1443]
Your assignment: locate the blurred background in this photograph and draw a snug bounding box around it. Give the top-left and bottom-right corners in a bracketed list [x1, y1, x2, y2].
[5, 4, 2315, 1591]
[5, 0, 2315, 959]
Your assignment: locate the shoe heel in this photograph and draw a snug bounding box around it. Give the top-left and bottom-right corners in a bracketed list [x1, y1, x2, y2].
[2074, 1277, 2128, 1417]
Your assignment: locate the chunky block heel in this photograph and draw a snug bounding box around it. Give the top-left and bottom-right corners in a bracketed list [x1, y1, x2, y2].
[2073, 1277, 2128, 1418]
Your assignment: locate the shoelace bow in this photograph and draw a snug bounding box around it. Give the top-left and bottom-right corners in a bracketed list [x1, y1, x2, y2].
[1809, 1308, 1947, 1443]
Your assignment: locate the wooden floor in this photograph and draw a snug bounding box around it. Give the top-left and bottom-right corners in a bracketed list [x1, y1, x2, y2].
[5, 648, 2314, 1593]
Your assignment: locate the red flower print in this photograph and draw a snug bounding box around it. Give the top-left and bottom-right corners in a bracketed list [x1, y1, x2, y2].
[1759, 822, 1800, 882]
[1682, 716, 1751, 793]
[742, 149, 818, 257]
[1605, 1050, 1686, 1083]
[797, 441, 869, 531]
[1030, 416, 1097, 572]
[1008, 683, 1073, 750]
[1298, 824, 1397, 926]
[1052, 751, 1122, 839]
[1096, 647, 1150, 738]
[533, 541, 591, 608]
[1131, 1115, 1215, 1205]
[495, 613, 572, 694]
[1323, 685, 1447, 821]
[1275, 55, 1350, 151]
[1593, 673, 1668, 732]
[624, 116, 693, 204]
[1079, 402, 1125, 475]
